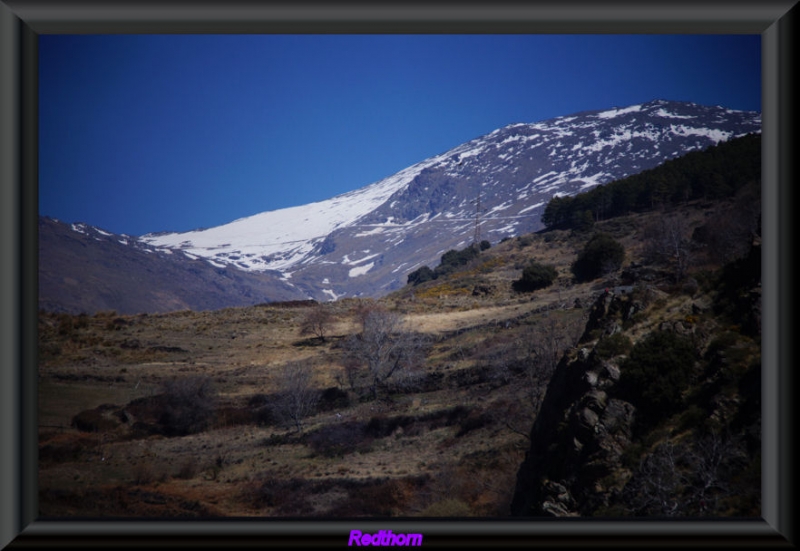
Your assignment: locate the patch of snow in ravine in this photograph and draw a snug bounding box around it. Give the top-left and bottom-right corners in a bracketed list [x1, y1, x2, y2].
[349, 262, 375, 278]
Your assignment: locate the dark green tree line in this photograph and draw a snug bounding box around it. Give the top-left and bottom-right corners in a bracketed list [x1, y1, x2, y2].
[541, 133, 761, 231]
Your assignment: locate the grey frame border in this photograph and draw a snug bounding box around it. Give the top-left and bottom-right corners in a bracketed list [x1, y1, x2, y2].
[1, 1, 796, 548]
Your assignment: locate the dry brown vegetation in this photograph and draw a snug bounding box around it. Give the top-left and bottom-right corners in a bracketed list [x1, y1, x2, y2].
[38, 196, 760, 519]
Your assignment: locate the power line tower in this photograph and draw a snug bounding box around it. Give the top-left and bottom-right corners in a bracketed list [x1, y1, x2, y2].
[458, 156, 486, 247]
[472, 184, 486, 245]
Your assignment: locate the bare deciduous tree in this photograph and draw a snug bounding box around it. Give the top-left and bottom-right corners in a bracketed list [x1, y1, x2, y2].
[343, 306, 427, 400]
[625, 440, 686, 517]
[643, 214, 693, 282]
[623, 431, 750, 517]
[299, 303, 335, 343]
[276, 360, 320, 432]
[495, 313, 584, 439]
[683, 430, 747, 514]
[522, 313, 583, 414]
[698, 183, 761, 265]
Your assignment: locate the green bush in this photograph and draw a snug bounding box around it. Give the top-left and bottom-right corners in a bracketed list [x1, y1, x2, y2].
[438, 245, 480, 271]
[408, 245, 484, 284]
[407, 265, 436, 286]
[616, 331, 697, 430]
[513, 261, 558, 292]
[571, 233, 625, 282]
[516, 235, 534, 248]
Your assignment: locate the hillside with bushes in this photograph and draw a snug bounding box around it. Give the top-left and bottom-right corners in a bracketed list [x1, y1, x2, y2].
[38, 135, 761, 519]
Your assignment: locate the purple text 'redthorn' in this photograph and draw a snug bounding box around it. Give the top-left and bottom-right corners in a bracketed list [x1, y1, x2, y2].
[348, 529, 423, 546]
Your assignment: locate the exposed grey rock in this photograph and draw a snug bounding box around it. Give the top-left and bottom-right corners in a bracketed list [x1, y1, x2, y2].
[692, 298, 713, 314]
[600, 361, 621, 383]
[576, 407, 600, 436]
[583, 370, 599, 388]
[542, 500, 577, 517]
[582, 389, 608, 413]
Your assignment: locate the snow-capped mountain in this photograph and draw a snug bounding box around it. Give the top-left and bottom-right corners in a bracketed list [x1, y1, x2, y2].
[138, 100, 760, 301]
[41, 100, 760, 314]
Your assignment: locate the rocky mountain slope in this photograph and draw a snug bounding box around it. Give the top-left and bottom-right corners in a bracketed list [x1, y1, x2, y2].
[38, 217, 304, 314]
[40, 100, 760, 314]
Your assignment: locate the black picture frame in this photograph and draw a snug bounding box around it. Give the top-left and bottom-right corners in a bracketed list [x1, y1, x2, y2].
[1, 1, 796, 548]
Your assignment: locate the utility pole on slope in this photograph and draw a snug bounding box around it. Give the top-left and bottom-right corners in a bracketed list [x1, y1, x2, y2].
[474, 188, 482, 245]
[472, 183, 487, 246]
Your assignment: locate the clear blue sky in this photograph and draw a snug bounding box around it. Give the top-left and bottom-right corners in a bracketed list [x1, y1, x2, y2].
[39, 34, 761, 237]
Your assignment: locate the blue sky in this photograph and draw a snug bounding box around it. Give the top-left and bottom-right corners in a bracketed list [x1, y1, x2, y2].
[39, 34, 761, 237]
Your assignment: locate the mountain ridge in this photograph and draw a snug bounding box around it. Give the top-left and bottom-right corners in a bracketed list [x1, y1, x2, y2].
[40, 99, 761, 314]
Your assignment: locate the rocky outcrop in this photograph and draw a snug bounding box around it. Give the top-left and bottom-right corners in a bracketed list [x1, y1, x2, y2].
[509, 260, 763, 518]
[510, 291, 637, 517]
[578, 287, 651, 343]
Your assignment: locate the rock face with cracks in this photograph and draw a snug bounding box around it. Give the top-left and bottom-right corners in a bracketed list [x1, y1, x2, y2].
[510, 290, 640, 517]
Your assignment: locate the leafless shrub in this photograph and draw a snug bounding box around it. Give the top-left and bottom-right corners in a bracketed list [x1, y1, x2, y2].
[682, 430, 749, 515]
[480, 314, 581, 438]
[488, 396, 534, 441]
[350, 300, 380, 328]
[299, 303, 335, 342]
[275, 360, 320, 432]
[694, 183, 761, 265]
[624, 440, 686, 516]
[343, 306, 428, 399]
[522, 313, 580, 414]
[643, 214, 693, 282]
[623, 431, 751, 517]
[476, 333, 523, 386]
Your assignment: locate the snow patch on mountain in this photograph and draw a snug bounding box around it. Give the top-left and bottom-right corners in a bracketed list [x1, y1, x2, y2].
[140, 155, 448, 271]
[653, 108, 696, 119]
[578, 172, 610, 190]
[595, 104, 643, 119]
[668, 125, 733, 142]
[322, 289, 342, 301]
[349, 262, 375, 278]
